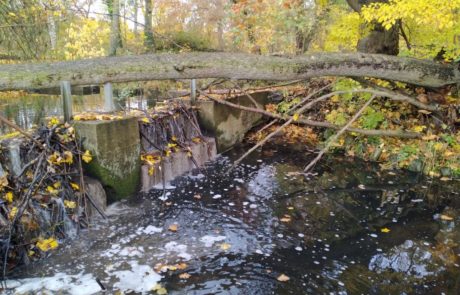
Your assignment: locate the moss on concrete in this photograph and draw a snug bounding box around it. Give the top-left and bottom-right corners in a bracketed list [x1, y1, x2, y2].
[74, 117, 141, 201]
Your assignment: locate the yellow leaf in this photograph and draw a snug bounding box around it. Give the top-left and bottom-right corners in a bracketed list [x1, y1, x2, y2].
[141, 117, 150, 123]
[179, 273, 191, 279]
[53, 181, 61, 189]
[277, 274, 290, 282]
[167, 143, 177, 148]
[148, 166, 155, 176]
[440, 214, 454, 221]
[64, 200, 77, 209]
[4, 192, 13, 203]
[70, 182, 80, 191]
[220, 243, 231, 251]
[192, 137, 201, 143]
[433, 142, 444, 151]
[380, 227, 391, 233]
[152, 284, 168, 295]
[62, 151, 73, 164]
[172, 136, 177, 142]
[168, 224, 178, 232]
[47, 186, 59, 195]
[293, 113, 299, 122]
[48, 117, 60, 127]
[412, 125, 427, 133]
[9, 206, 18, 220]
[82, 150, 92, 163]
[36, 237, 59, 252]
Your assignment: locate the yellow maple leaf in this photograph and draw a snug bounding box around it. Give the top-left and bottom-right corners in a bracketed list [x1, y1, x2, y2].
[82, 150, 92, 163]
[36, 237, 59, 252]
[380, 227, 391, 233]
[220, 243, 231, 251]
[64, 200, 77, 209]
[4, 192, 13, 203]
[9, 206, 18, 220]
[62, 151, 73, 164]
[70, 182, 80, 191]
[47, 186, 59, 195]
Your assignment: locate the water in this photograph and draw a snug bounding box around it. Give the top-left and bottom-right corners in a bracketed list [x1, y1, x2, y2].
[4, 145, 460, 294]
[0, 94, 157, 136]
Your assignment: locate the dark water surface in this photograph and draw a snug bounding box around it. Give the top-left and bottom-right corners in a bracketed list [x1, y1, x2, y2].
[5, 145, 460, 294]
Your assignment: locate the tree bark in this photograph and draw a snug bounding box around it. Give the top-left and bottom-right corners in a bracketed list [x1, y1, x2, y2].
[144, 0, 155, 52]
[109, 0, 122, 56]
[0, 52, 457, 91]
[346, 0, 399, 55]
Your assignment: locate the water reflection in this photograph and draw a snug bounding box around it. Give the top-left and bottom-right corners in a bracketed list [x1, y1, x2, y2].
[5, 145, 460, 294]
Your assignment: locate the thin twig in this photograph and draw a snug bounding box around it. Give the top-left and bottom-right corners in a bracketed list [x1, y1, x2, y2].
[303, 95, 377, 173]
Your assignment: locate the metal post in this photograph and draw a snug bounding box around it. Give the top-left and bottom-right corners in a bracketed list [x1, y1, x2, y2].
[190, 79, 197, 105]
[60, 81, 72, 122]
[104, 82, 116, 112]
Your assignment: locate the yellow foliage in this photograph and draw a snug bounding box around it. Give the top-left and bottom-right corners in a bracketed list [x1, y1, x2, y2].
[9, 206, 18, 220]
[36, 237, 59, 252]
[4, 192, 13, 203]
[63, 19, 110, 60]
[70, 182, 80, 191]
[82, 150, 93, 163]
[64, 200, 76, 209]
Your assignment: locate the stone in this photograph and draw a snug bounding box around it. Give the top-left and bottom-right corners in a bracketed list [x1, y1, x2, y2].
[74, 117, 141, 201]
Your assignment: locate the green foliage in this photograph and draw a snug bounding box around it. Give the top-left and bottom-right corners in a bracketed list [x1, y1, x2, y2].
[277, 97, 301, 113]
[359, 109, 385, 129]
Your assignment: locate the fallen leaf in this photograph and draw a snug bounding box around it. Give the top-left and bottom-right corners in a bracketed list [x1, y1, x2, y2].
[220, 243, 231, 251]
[4, 192, 13, 203]
[64, 200, 77, 209]
[193, 194, 201, 200]
[152, 283, 167, 295]
[168, 224, 178, 232]
[70, 182, 80, 191]
[440, 177, 451, 181]
[380, 227, 391, 233]
[36, 237, 59, 252]
[177, 263, 188, 270]
[82, 150, 93, 163]
[440, 214, 454, 221]
[293, 113, 299, 121]
[277, 274, 290, 282]
[179, 273, 191, 279]
[280, 215, 292, 223]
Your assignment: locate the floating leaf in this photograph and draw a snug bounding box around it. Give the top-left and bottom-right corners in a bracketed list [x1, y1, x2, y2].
[277, 274, 290, 282]
[179, 273, 191, 279]
[440, 214, 454, 221]
[380, 227, 391, 233]
[220, 243, 231, 251]
[36, 237, 59, 252]
[82, 150, 93, 163]
[193, 194, 201, 200]
[168, 224, 178, 232]
[152, 283, 167, 295]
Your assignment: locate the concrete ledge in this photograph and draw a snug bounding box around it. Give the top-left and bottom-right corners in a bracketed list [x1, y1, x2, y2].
[75, 117, 141, 201]
[196, 91, 270, 152]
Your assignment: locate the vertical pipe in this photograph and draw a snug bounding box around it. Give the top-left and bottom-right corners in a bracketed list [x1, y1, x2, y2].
[190, 79, 197, 105]
[60, 81, 72, 122]
[104, 82, 115, 112]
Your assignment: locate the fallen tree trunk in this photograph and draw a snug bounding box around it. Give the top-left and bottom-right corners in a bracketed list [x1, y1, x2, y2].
[0, 52, 458, 91]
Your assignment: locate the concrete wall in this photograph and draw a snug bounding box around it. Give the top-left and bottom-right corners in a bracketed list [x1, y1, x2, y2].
[75, 117, 141, 201]
[196, 91, 270, 152]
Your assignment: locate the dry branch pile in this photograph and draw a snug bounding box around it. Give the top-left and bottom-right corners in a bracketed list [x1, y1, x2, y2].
[0, 121, 93, 276]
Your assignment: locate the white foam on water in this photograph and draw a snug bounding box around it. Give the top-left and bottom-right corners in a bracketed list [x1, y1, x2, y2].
[164, 241, 192, 260]
[200, 235, 227, 247]
[5, 272, 101, 295]
[112, 260, 162, 293]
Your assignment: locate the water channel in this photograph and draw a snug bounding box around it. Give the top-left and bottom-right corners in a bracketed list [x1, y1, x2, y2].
[4, 144, 460, 294]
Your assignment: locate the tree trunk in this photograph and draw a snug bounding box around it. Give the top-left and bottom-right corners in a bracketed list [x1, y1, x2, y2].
[144, 0, 155, 52]
[109, 0, 122, 56]
[133, 0, 138, 35]
[346, 0, 399, 55]
[0, 52, 457, 91]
